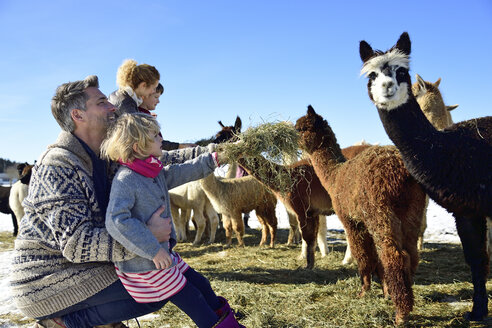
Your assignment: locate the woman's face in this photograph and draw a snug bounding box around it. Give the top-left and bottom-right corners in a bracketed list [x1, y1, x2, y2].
[136, 81, 159, 99]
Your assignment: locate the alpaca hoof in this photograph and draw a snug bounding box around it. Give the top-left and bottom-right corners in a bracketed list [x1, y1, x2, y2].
[303, 263, 314, 270]
[464, 310, 487, 321]
[342, 258, 355, 266]
[395, 313, 408, 325]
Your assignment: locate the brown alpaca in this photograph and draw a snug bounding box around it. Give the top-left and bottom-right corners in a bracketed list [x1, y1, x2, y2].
[200, 174, 278, 247]
[238, 145, 370, 269]
[238, 157, 331, 268]
[295, 106, 426, 324]
[412, 74, 458, 130]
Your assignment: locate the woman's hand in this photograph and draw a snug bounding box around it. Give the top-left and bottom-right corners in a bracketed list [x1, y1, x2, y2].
[153, 248, 173, 270]
[147, 205, 172, 243]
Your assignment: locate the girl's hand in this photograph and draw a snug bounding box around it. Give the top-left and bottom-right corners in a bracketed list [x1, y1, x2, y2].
[153, 248, 173, 270]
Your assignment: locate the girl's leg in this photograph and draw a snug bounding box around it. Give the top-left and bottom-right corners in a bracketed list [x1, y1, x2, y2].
[168, 281, 219, 328]
[48, 280, 167, 328]
[183, 267, 221, 311]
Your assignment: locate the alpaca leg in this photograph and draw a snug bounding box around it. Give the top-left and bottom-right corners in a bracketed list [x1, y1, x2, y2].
[417, 196, 429, 250]
[192, 210, 206, 246]
[205, 204, 219, 244]
[10, 213, 18, 237]
[222, 215, 234, 247]
[371, 228, 414, 324]
[184, 209, 193, 241]
[375, 261, 389, 298]
[256, 215, 269, 247]
[486, 217, 492, 263]
[298, 213, 319, 269]
[317, 215, 328, 257]
[171, 204, 186, 242]
[287, 210, 300, 245]
[300, 238, 318, 259]
[455, 215, 489, 321]
[230, 215, 245, 247]
[342, 239, 355, 265]
[341, 218, 378, 297]
[268, 218, 277, 248]
[257, 207, 277, 248]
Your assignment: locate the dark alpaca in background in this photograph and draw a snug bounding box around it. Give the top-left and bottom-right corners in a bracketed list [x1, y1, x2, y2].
[295, 106, 426, 324]
[359, 31, 492, 321]
[0, 186, 17, 236]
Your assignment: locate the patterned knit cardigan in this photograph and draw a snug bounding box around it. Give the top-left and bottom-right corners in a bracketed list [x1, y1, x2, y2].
[10, 131, 216, 318]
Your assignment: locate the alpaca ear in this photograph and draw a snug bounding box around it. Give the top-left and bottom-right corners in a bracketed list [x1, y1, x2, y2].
[307, 105, 316, 115]
[359, 40, 374, 62]
[415, 74, 426, 90]
[434, 78, 441, 87]
[446, 104, 459, 112]
[218, 120, 225, 128]
[234, 116, 242, 132]
[395, 32, 411, 55]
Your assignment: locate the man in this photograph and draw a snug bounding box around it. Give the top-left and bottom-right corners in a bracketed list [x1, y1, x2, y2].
[10, 76, 173, 328]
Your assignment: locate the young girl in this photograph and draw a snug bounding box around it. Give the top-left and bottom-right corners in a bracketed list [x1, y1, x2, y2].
[108, 59, 160, 117]
[101, 113, 245, 328]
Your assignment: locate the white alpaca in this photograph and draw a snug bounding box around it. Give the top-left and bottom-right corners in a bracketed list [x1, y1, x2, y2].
[9, 181, 28, 224]
[8, 164, 33, 226]
[200, 174, 278, 247]
[169, 180, 219, 246]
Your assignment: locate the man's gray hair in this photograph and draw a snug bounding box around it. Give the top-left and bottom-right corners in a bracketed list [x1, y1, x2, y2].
[51, 75, 99, 132]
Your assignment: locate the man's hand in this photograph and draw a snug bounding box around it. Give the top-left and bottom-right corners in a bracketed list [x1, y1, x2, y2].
[147, 206, 172, 243]
[153, 248, 173, 270]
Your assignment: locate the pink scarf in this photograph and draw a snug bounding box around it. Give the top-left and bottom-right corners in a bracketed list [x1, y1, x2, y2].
[119, 156, 163, 178]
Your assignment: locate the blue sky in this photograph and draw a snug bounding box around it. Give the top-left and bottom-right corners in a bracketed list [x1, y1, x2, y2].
[0, 0, 491, 163]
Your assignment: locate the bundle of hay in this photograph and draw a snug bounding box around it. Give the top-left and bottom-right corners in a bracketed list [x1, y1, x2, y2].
[219, 121, 303, 194]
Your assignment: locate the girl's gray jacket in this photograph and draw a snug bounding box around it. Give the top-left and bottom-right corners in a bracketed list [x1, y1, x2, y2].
[105, 153, 217, 273]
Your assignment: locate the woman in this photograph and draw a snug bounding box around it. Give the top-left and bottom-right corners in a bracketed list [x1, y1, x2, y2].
[108, 59, 159, 117]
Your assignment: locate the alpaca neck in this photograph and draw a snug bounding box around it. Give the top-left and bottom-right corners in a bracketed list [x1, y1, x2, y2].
[225, 162, 238, 179]
[378, 97, 439, 153]
[308, 146, 343, 188]
[201, 173, 218, 192]
[377, 96, 448, 191]
[238, 156, 290, 194]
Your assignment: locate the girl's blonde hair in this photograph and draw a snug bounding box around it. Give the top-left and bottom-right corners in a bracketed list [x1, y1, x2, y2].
[101, 113, 161, 162]
[116, 59, 160, 90]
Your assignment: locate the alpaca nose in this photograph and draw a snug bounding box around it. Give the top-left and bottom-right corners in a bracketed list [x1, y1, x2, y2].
[382, 81, 394, 89]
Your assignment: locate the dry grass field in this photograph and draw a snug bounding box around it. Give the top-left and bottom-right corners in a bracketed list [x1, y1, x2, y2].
[1, 228, 491, 328]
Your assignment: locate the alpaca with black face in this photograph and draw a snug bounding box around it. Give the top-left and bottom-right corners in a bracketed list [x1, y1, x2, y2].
[360, 32, 492, 321]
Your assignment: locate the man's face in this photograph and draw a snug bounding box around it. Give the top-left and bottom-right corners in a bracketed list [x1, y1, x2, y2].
[83, 87, 116, 132]
[141, 91, 161, 111]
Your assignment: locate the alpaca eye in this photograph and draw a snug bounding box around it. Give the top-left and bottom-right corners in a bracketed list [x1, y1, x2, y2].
[396, 68, 407, 77]
[368, 72, 377, 80]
